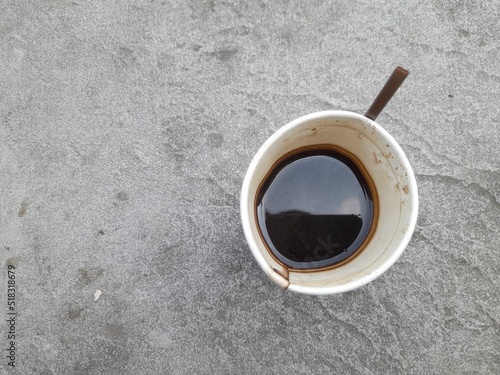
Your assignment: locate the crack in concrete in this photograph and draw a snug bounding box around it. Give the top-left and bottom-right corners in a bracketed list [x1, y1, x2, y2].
[416, 173, 500, 208]
[413, 229, 498, 288]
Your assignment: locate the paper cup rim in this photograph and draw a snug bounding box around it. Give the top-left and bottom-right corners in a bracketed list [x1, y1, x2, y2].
[240, 110, 418, 295]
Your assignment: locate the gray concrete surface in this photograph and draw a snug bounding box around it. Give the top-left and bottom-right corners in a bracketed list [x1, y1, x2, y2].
[1, 1, 499, 374]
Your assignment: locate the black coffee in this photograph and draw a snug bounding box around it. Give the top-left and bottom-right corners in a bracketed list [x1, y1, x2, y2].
[256, 147, 375, 270]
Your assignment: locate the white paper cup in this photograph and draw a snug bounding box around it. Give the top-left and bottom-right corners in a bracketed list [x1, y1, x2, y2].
[240, 111, 418, 295]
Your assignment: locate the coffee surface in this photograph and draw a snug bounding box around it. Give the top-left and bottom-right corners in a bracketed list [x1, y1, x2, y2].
[256, 148, 375, 270]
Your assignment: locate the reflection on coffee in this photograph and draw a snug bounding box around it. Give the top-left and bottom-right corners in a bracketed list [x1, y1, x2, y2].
[256, 147, 376, 270]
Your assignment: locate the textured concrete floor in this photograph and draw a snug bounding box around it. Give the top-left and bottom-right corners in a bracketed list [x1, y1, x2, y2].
[1, 1, 500, 374]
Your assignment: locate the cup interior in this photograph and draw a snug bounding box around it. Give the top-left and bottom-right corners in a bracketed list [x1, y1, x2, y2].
[240, 111, 418, 295]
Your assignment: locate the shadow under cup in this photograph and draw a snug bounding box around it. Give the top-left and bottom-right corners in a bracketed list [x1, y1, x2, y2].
[240, 111, 418, 295]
